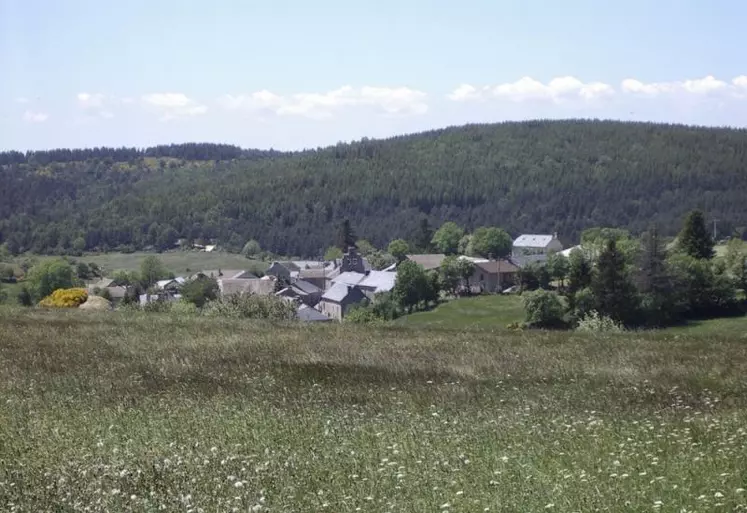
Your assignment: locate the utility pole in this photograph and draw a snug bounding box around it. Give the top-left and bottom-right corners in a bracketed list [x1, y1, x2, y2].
[713, 219, 718, 241]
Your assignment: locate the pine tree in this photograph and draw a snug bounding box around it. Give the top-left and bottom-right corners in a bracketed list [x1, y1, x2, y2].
[636, 226, 681, 325]
[337, 220, 357, 251]
[591, 239, 639, 325]
[412, 217, 433, 253]
[677, 210, 714, 260]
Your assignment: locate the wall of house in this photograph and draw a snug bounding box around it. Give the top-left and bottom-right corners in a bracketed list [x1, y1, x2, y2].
[319, 300, 342, 321]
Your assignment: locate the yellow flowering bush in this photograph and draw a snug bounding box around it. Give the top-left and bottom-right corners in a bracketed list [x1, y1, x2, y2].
[39, 288, 89, 308]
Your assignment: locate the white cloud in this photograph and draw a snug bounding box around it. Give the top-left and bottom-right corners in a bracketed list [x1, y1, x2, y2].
[77, 92, 106, 109]
[447, 84, 481, 102]
[75, 92, 121, 120]
[449, 76, 615, 103]
[219, 85, 428, 118]
[142, 93, 208, 121]
[621, 75, 742, 97]
[23, 110, 48, 123]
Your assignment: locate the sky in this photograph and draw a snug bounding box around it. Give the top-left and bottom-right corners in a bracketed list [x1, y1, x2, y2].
[1, 0, 746, 151]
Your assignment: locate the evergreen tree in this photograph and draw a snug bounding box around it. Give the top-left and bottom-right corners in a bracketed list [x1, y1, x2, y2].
[591, 239, 639, 325]
[636, 226, 681, 325]
[337, 220, 357, 251]
[567, 248, 592, 294]
[677, 210, 715, 260]
[412, 217, 433, 254]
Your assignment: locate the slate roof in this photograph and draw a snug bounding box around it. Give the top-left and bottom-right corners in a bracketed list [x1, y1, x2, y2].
[405, 254, 447, 271]
[219, 278, 276, 296]
[321, 283, 367, 303]
[513, 234, 556, 248]
[332, 271, 367, 286]
[474, 259, 521, 274]
[358, 270, 396, 293]
[297, 305, 332, 322]
[292, 279, 322, 295]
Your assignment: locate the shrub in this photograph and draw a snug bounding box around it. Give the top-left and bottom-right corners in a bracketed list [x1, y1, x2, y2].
[39, 288, 88, 308]
[141, 298, 173, 313]
[344, 305, 382, 324]
[576, 310, 625, 333]
[522, 289, 567, 329]
[17, 287, 33, 307]
[98, 288, 113, 302]
[170, 300, 198, 317]
[203, 294, 297, 321]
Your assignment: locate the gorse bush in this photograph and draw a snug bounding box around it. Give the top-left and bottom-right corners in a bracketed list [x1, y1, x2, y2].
[576, 310, 626, 333]
[203, 293, 297, 321]
[38, 288, 88, 308]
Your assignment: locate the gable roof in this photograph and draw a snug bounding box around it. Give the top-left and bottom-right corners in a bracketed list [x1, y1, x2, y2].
[513, 234, 557, 248]
[474, 259, 521, 274]
[219, 278, 276, 296]
[292, 279, 322, 295]
[321, 283, 367, 304]
[405, 254, 446, 271]
[358, 270, 396, 293]
[156, 278, 180, 289]
[297, 305, 332, 322]
[332, 271, 367, 286]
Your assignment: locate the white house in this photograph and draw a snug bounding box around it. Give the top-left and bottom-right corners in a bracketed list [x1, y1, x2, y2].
[512, 233, 563, 266]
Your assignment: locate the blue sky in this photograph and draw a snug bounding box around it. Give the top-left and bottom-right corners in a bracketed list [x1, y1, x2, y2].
[1, 0, 746, 151]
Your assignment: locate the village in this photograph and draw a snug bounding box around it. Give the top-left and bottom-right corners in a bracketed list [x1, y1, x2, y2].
[85, 233, 567, 321]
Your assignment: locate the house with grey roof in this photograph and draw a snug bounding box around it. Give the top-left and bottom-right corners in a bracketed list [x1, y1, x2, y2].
[357, 270, 396, 299]
[275, 279, 323, 307]
[318, 283, 368, 321]
[297, 304, 333, 322]
[218, 276, 276, 297]
[511, 233, 563, 266]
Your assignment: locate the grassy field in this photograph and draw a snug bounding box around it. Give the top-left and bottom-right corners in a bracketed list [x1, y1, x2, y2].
[11, 251, 264, 276]
[397, 294, 525, 329]
[2, 308, 747, 511]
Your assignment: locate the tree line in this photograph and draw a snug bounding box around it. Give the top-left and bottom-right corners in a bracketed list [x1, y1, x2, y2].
[520, 210, 746, 330]
[0, 143, 286, 166]
[3, 120, 747, 258]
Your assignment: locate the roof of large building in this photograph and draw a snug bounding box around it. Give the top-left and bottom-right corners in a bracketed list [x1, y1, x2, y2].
[321, 283, 366, 303]
[513, 234, 557, 248]
[358, 270, 396, 292]
[331, 271, 367, 286]
[405, 254, 447, 270]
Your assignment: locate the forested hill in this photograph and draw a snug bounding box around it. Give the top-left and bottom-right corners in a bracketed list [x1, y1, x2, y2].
[2, 119, 747, 257]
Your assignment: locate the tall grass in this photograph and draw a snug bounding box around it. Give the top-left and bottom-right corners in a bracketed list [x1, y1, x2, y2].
[1, 307, 747, 511]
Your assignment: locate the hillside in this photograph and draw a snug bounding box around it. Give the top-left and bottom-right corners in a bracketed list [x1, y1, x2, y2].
[2, 120, 747, 257]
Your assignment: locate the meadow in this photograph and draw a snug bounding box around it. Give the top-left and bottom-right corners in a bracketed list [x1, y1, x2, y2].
[2, 307, 747, 512]
[396, 295, 525, 329]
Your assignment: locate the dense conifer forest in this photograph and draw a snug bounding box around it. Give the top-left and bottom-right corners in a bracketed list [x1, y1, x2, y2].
[2, 119, 747, 257]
